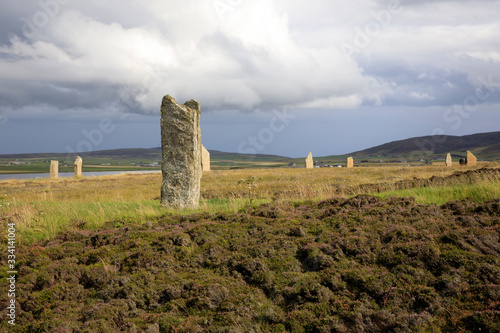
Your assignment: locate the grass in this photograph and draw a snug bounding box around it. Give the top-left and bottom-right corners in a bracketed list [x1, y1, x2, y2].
[1, 162, 499, 245]
[3, 201, 163, 243]
[377, 177, 500, 205]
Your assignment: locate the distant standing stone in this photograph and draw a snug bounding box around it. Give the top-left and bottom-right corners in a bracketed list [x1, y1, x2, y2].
[347, 157, 354, 168]
[305, 152, 313, 169]
[445, 153, 452, 167]
[74, 156, 83, 178]
[50, 160, 59, 179]
[160, 95, 202, 209]
[466, 151, 477, 166]
[202, 145, 210, 172]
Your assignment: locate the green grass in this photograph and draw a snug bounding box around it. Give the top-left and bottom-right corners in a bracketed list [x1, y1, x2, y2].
[13, 174, 500, 244]
[6, 201, 163, 244]
[5, 198, 271, 245]
[377, 178, 500, 205]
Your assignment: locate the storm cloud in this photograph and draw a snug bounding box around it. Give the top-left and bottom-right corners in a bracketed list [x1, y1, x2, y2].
[0, 0, 499, 155]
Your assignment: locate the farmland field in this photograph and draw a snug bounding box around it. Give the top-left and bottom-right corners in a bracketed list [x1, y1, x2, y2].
[0, 164, 499, 332]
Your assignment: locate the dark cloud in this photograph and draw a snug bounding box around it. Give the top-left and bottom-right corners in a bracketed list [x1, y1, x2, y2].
[0, 0, 499, 155]
[359, 60, 500, 107]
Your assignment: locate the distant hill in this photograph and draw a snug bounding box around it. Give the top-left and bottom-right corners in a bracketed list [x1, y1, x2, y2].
[1, 130, 499, 164]
[0, 148, 291, 163]
[208, 150, 290, 161]
[349, 131, 500, 160]
[0, 148, 162, 161]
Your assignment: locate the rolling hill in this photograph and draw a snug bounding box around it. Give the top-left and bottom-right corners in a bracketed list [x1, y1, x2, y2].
[0, 148, 293, 171]
[0, 148, 162, 161]
[349, 131, 500, 160]
[0, 148, 291, 163]
[1, 131, 499, 167]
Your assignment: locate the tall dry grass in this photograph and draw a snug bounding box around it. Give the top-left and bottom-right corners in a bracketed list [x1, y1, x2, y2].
[1, 162, 498, 244]
[201, 163, 499, 200]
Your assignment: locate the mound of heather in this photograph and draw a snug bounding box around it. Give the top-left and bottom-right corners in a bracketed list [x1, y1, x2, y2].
[1, 196, 499, 332]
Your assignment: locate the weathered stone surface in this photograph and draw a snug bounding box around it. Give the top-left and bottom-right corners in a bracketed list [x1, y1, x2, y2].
[74, 156, 83, 178]
[466, 151, 477, 166]
[50, 160, 59, 179]
[305, 152, 313, 169]
[202, 145, 210, 172]
[347, 157, 354, 168]
[160, 95, 202, 209]
[445, 153, 452, 167]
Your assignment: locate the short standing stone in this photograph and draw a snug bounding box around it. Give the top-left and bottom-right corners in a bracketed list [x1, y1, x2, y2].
[445, 153, 452, 167]
[50, 160, 59, 179]
[347, 157, 354, 168]
[466, 151, 477, 166]
[74, 156, 83, 178]
[202, 145, 210, 172]
[160, 95, 202, 209]
[305, 152, 313, 169]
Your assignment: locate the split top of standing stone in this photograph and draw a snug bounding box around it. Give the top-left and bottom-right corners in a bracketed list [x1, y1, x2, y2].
[161, 95, 201, 116]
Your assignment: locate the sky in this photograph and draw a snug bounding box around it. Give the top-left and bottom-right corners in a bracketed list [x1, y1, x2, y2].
[0, 0, 499, 157]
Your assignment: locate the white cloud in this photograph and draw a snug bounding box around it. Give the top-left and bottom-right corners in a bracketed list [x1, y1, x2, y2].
[0, 0, 499, 118]
[410, 92, 433, 101]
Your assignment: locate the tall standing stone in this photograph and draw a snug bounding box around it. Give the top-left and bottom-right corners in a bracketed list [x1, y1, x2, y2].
[74, 156, 83, 178]
[50, 160, 59, 179]
[201, 145, 210, 172]
[160, 95, 202, 208]
[466, 151, 477, 166]
[445, 153, 452, 167]
[305, 152, 313, 169]
[347, 157, 354, 168]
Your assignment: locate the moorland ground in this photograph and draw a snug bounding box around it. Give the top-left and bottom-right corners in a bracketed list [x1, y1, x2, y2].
[0, 164, 499, 332]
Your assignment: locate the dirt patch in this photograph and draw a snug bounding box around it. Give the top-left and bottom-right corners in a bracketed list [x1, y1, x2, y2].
[1, 195, 499, 332]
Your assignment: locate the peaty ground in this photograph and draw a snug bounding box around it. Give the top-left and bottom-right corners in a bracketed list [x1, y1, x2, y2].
[0, 166, 499, 332]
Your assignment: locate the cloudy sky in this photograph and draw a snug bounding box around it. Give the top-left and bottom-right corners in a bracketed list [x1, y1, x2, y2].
[0, 0, 499, 157]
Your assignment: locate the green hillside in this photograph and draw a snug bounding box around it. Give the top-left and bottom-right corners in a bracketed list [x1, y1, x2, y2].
[349, 131, 500, 160]
[0, 148, 293, 173]
[1, 130, 499, 174]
